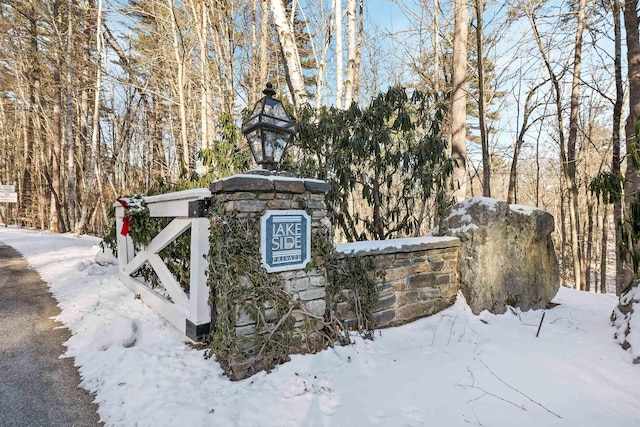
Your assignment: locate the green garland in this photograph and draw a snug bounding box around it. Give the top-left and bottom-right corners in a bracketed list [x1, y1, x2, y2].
[102, 195, 191, 292]
[101, 195, 152, 251]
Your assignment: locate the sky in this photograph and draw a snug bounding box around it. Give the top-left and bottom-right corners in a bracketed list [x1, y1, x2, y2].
[1, 223, 640, 426]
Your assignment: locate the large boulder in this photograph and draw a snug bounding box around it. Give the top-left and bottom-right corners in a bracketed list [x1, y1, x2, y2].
[436, 197, 560, 314]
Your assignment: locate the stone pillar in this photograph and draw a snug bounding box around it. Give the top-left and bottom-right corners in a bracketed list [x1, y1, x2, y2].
[208, 172, 331, 379]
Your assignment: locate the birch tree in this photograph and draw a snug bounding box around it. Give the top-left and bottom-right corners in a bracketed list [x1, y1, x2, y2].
[314, 3, 335, 108]
[270, 0, 307, 109]
[334, 0, 343, 109]
[451, 0, 468, 202]
[344, 0, 357, 107]
[188, 0, 213, 174]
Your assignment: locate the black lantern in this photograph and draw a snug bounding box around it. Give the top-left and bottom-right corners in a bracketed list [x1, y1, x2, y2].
[241, 83, 295, 170]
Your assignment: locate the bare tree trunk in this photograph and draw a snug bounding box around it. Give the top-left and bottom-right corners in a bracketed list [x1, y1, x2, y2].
[507, 79, 546, 204]
[560, 184, 567, 285]
[530, 11, 581, 289]
[536, 127, 540, 206]
[353, 0, 363, 104]
[167, 0, 189, 176]
[76, 0, 102, 234]
[260, 0, 269, 88]
[433, 0, 440, 93]
[335, 0, 343, 109]
[249, 0, 259, 105]
[594, 201, 600, 292]
[50, 0, 65, 232]
[586, 197, 594, 292]
[0, 91, 12, 225]
[21, 5, 40, 225]
[612, 0, 625, 294]
[474, 0, 490, 197]
[66, 0, 76, 230]
[79, 15, 90, 197]
[624, 0, 640, 282]
[190, 0, 212, 174]
[344, 0, 356, 107]
[315, 5, 334, 108]
[0, 97, 7, 192]
[270, 0, 307, 109]
[567, 0, 588, 290]
[451, 0, 468, 202]
[601, 203, 609, 293]
[217, 4, 235, 116]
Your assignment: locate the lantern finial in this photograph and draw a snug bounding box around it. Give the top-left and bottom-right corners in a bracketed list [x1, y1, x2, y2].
[263, 82, 276, 98]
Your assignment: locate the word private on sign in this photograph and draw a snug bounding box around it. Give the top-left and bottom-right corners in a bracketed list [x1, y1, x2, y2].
[260, 210, 311, 273]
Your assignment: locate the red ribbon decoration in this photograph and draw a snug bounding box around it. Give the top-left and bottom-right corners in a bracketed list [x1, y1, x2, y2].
[117, 198, 130, 236]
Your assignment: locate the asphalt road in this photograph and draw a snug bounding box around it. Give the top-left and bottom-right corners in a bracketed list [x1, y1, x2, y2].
[0, 243, 102, 427]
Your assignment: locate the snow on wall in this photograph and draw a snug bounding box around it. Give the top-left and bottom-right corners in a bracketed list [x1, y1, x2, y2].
[336, 236, 459, 256]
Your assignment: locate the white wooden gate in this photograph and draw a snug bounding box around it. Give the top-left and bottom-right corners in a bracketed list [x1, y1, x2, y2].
[114, 189, 211, 341]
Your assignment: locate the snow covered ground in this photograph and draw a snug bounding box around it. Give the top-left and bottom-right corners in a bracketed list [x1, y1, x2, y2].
[1, 227, 639, 427]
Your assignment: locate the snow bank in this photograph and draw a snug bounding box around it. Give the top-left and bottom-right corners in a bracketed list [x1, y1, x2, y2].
[1, 227, 639, 427]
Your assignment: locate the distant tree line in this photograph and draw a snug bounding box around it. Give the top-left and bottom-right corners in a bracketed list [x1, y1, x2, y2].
[0, 0, 639, 295]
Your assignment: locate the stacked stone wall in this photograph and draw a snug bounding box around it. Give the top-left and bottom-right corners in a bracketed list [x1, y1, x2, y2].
[209, 174, 331, 371]
[336, 237, 460, 328]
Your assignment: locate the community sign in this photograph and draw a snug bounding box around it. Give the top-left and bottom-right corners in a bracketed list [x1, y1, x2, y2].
[260, 210, 311, 273]
[0, 184, 17, 203]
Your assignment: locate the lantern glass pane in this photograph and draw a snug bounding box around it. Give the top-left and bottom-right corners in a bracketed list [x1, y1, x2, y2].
[250, 100, 263, 117]
[242, 115, 259, 131]
[246, 129, 263, 163]
[263, 98, 278, 115]
[264, 130, 287, 163]
[262, 99, 275, 117]
[264, 130, 277, 161]
[274, 136, 286, 163]
[271, 102, 289, 121]
[262, 116, 285, 128]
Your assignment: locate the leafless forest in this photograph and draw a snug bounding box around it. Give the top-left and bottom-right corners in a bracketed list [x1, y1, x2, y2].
[1, 0, 639, 294]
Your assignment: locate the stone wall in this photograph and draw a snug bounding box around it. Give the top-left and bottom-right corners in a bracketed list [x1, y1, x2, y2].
[336, 236, 460, 328]
[207, 172, 461, 379]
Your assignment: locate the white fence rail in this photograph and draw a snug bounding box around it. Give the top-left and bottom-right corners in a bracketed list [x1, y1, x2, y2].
[115, 189, 211, 341]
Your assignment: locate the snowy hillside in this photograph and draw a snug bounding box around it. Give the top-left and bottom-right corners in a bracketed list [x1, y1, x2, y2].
[1, 227, 639, 426]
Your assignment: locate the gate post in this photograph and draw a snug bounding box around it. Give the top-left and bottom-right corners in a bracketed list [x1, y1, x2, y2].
[208, 172, 331, 379]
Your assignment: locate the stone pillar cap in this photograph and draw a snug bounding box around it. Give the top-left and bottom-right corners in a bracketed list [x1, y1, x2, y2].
[209, 173, 330, 195]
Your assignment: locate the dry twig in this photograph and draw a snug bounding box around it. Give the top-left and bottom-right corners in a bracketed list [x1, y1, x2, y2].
[479, 360, 562, 418]
[447, 312, 460, 345]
